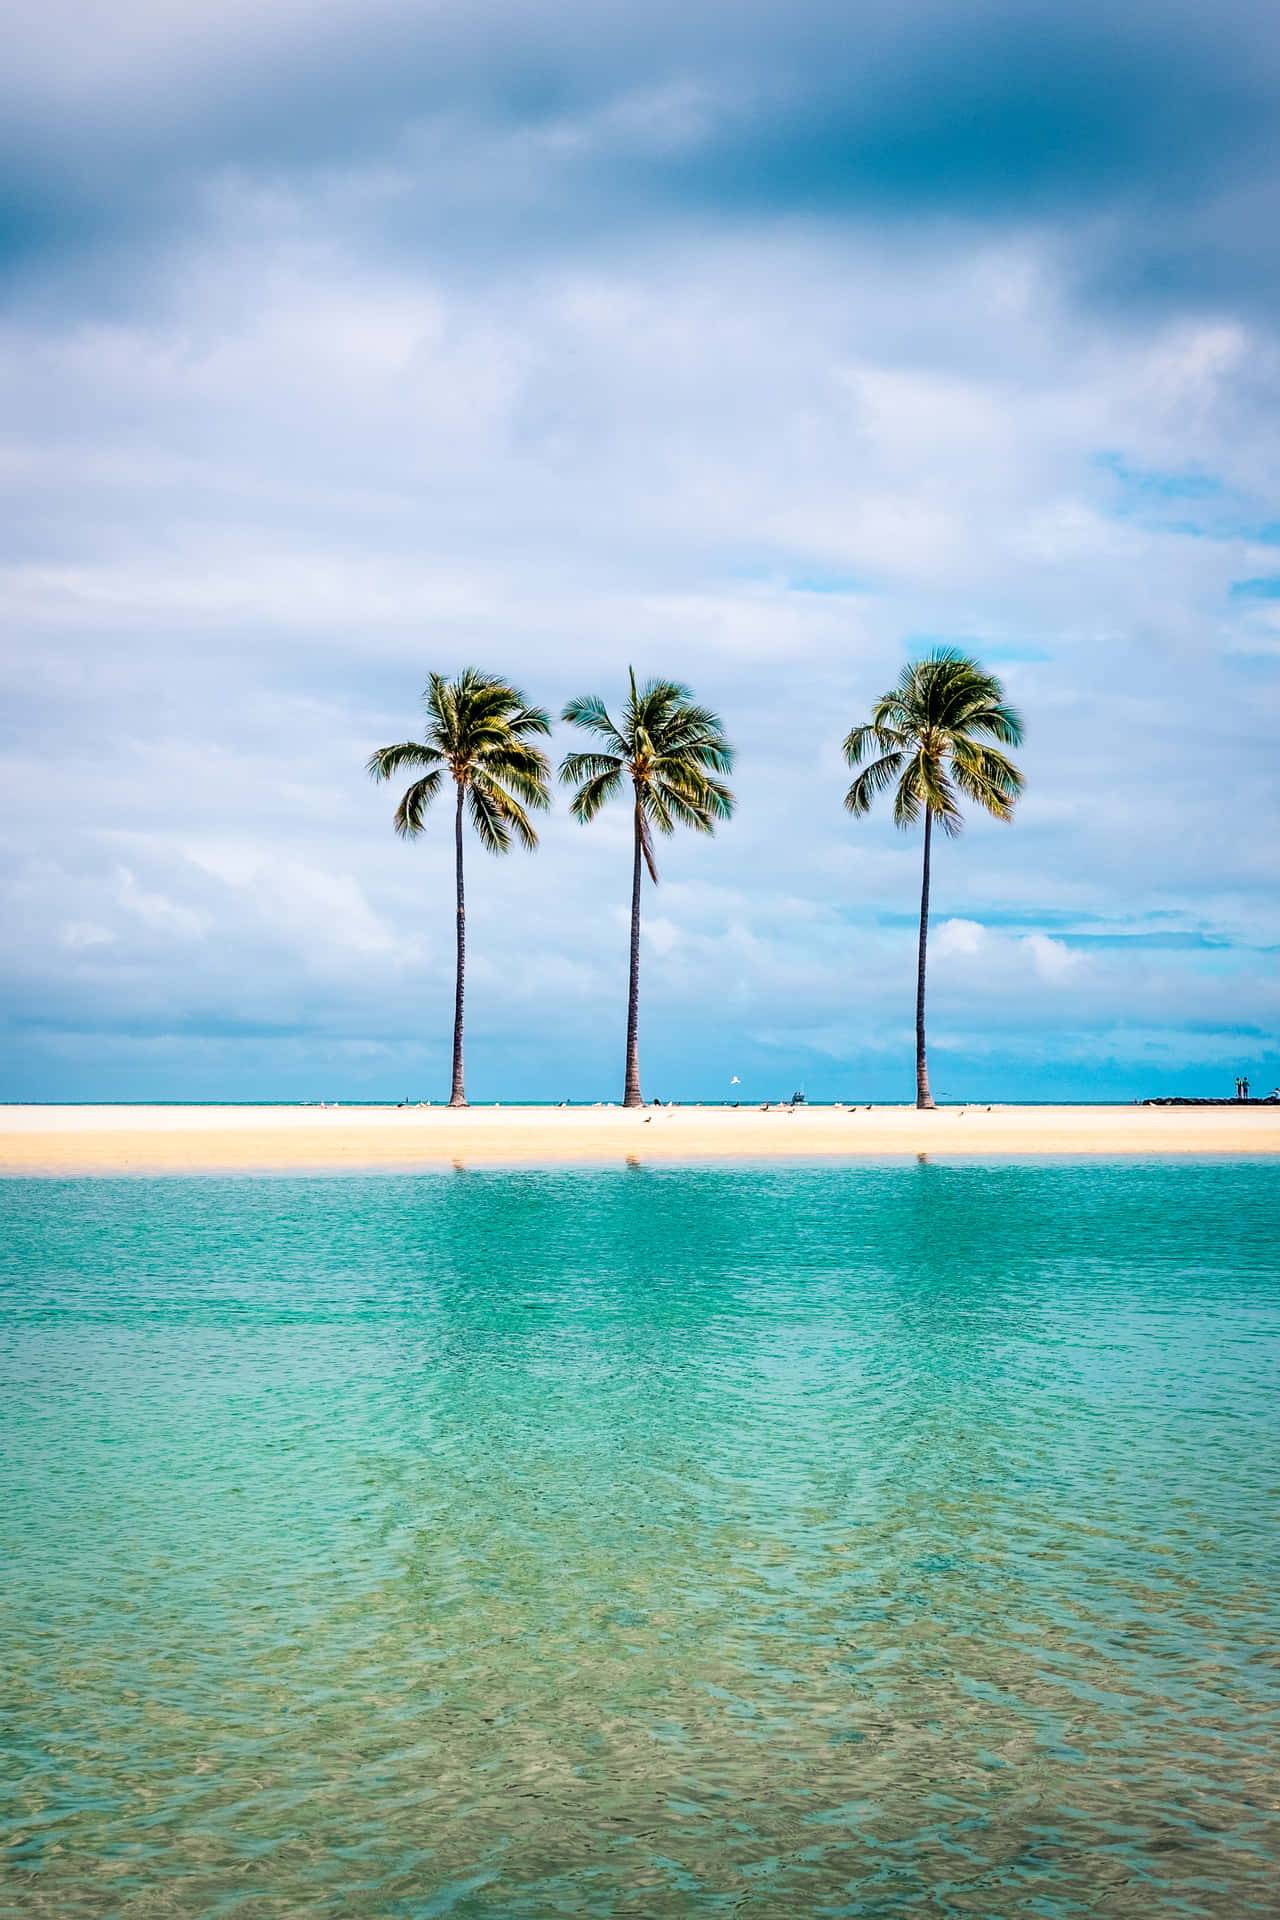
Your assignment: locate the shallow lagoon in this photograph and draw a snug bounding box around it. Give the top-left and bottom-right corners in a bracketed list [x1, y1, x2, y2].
[3, 1161, 1278, 1916]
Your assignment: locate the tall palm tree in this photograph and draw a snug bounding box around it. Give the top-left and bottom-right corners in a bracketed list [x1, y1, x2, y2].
[368, 669, 551, 1107]
[561, 670, 734, 1108]
[844, 648, 1023, 1110]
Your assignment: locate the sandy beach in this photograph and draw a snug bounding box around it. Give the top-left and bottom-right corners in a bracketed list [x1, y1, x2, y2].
[2, 1101, 1279, 1174]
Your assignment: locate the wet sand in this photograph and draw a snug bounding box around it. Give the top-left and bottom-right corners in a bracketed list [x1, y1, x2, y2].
[3, 1101, 1279, 1173]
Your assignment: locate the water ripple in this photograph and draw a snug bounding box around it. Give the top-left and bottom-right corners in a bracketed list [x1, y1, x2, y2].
[2, 1161, 1278, 1916]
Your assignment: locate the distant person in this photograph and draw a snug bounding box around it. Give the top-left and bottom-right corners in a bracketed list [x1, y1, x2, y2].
[1235, 1078, 1243, 1100]
[1242, 1076, 1250, 1100]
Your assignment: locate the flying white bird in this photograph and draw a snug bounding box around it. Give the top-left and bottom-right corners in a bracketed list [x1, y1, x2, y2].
[730, 1076, 740, 1085]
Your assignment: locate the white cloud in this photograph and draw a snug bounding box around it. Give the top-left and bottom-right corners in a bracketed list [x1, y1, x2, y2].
[642, 917, 682, 956]
[2, 21, 1279, 1097]
[116, 866, 211, 941]
[59, 921, 115, 950]
[934, 918, 986, 959]
[1023, 932, 1082, 984]
[182, 846, 396, 958]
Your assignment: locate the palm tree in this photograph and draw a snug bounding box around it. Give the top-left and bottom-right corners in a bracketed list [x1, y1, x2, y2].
[560, 670, 734, 1108]
[368, 669, 551, 1107]
[844, 648, 1023, 1110]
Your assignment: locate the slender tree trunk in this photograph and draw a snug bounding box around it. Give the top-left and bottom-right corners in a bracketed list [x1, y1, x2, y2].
[916, 806, 936, 1110]
[622, 795, 644, 1108]
[450, 783, 467, 1107]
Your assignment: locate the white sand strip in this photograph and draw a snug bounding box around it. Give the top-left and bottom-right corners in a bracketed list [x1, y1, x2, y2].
[2, 1102, 1278, 1172]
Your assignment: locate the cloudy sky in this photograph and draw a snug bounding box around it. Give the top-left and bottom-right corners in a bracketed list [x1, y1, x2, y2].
[3, 0, 1279, 1103]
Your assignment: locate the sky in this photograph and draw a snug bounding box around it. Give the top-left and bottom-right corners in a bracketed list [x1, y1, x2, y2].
[2, 0, 1279, 1104]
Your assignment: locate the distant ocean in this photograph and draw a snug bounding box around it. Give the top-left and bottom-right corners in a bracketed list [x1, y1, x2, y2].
[4, 1162, 1278, 1916]
[3, 1098, 1184, 1106]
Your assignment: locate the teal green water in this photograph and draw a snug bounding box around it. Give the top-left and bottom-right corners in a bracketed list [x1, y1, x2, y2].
[2, 1162, 1278, 1918]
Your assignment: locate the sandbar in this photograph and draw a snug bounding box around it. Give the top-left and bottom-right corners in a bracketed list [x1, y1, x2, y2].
[2, 1101, 1278, 1174]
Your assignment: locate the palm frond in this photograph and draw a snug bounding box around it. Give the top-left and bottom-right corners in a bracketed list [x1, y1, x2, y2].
[844, 722, 906, 767]
[422, 672, 456, 751]
[559, 751, 624, 786]
[643, 782, 676, 837]
[629, 672, 692, 716]
[844, 751, 904, 816]
[655, 732, 734, 776]
[867, 692, 915, 737]
[561, 694, 627, 756]
[950, 698, 1024, 747]
[648, 702, 733, 758]
[367, 741, 444, 782]
[393, 769, 445, 837]
[660, 787, 716, 834]
[917, 756, 963, 836]
[891, 756, 925, 830]
[637, 805, 659, 883]
[466, 776, 514, 855]
[949, 739, 1024, 820]
[654, 765, 734, 830]
[505, 703, 553, 740]
[567, 767, 625, 824]
[478, 740, 552, 810]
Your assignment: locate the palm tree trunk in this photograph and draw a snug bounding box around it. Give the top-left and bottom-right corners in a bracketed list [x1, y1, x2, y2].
[622, 797, 644, 1108]
[450, 783, 467, 1107]
[916, 806, 935, 1110]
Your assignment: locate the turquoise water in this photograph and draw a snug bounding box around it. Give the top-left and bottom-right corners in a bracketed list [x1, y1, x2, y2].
[3, 1162, 1278, 1918]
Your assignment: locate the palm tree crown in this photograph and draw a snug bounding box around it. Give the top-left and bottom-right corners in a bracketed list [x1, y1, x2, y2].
[368, 668, 552, 852]
[844, 648, 1023, 1108]
[368, 669, 551, 1105]
[561, 670, 734, 1106]
[844, 649, 1023, 834]
[561, 670, 734, 873]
